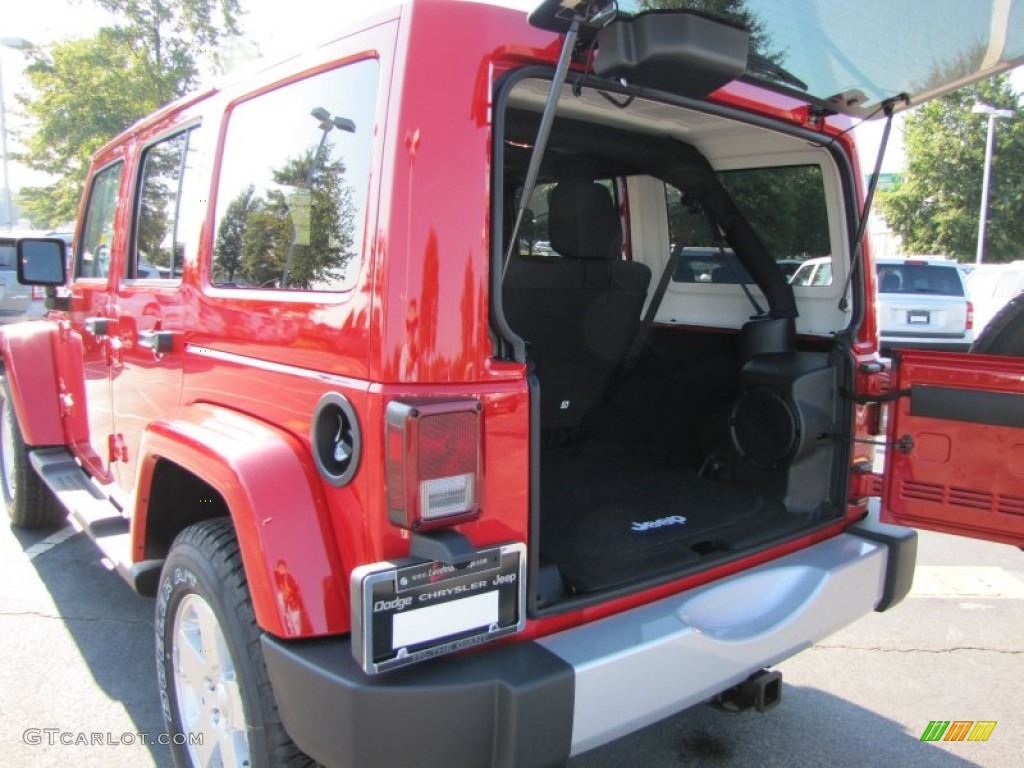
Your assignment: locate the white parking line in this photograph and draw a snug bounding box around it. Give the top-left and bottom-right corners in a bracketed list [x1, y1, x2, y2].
[909, 566, 1024, 599]
[23, 524, 80, 561]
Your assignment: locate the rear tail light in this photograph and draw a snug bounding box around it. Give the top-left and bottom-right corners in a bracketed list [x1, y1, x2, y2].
[386, 399, 482, 531]
[966, 300, 974, 330]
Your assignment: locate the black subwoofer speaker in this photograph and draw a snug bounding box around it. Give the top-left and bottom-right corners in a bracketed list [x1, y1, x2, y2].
[729, 387, 800, 471]
[728, 352, 839, 516]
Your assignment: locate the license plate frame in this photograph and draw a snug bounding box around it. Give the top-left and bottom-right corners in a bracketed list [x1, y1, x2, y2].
[351, 542, 526, 674]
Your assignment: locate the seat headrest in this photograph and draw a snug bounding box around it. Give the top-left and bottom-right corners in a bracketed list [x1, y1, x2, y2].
[880, 271, 901, 292]
[549, 180, 622, 261]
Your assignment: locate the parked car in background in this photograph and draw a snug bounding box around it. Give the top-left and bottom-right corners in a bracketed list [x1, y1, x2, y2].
[776, 258, 804, 280]
[789, 255, 832, 287]
[672, 247, 754, 283]
[965, 261, 1024, 334]
[876, 257, 973, 351]
[0, 232, 54, 325]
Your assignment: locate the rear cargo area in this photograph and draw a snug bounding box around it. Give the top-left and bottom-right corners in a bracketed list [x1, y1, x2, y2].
[496, 78, 855, 609]
[540, 443, 805, 594]
[529, 325, 845, 603]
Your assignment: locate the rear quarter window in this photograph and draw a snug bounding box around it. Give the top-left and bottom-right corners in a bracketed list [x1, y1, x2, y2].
[667, 165, 832, 286]
[211, 58, 379, 293]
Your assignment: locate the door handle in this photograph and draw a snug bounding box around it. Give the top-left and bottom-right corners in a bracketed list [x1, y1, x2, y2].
[84, 317, 114, 337]
[138, 330, 175, 355]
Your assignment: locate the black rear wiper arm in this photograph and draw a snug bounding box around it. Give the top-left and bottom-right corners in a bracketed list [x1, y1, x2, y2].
[746, 54, 808, 92]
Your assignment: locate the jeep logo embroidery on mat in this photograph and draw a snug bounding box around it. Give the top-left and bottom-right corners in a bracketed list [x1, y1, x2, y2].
[631, 515, 688, 532]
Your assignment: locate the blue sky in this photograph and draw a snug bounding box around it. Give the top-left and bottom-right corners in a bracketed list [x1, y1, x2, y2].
[1, 0, 1020, 191]
[0, 1, 536, 190]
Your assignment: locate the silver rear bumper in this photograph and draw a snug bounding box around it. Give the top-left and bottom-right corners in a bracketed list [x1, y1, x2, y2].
[264, 527, 911, 767]
[538, 532, 889, 755]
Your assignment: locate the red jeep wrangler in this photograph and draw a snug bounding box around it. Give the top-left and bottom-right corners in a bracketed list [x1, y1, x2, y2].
[3, 2, 1023, 766]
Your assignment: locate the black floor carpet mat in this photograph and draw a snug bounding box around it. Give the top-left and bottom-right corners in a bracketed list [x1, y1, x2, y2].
[540, 443, 810, 593]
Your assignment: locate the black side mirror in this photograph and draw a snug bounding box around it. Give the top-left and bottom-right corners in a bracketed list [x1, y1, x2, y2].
[16, 238, 67, 286]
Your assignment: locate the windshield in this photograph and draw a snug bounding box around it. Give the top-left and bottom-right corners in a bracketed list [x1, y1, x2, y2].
[609, 1, 1024, 115]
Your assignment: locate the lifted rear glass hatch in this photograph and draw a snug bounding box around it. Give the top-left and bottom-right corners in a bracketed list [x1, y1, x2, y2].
[530, 0, 1024, 117]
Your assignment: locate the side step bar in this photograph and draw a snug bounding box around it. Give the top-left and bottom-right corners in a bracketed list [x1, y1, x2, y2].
[29, 447, 163, 595]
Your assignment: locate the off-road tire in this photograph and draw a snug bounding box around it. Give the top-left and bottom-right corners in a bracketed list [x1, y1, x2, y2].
[970, 293, 1024, 356]
[1, 378, 64, 528]
[155, 518, 312, 768]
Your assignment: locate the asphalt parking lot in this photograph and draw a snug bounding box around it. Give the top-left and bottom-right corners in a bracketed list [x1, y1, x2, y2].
[1, 510, 1021, 768]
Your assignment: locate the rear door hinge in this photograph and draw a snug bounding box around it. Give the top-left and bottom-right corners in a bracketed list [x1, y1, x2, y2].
[807, 105, 836, 128]
[59, 392, 75, 419]
[108, 433, 129, 464]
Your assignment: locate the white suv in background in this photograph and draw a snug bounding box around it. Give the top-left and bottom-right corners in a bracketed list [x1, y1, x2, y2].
[965, 261, 1024, 335]
[876, 257, 973, 352]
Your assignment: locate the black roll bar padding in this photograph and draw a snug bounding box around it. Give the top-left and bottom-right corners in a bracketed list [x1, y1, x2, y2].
[662, 155, 798, 320]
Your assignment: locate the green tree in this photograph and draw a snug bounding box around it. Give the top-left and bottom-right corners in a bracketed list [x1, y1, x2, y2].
[667, 165, 829, 260]
[721, 166, 830, 257]
[239, 204, 291, 287]
[213, 184, 256, 284]
[270, 143, 356, 289]
[93, 0, 241, 77]
[16, 1, 239, 227]
[877, 75, 1024, 263]
[212, 143, 356, 290]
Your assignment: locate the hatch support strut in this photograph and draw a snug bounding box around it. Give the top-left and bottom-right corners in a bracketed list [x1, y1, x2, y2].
[838, 93, 909, 310]
[503, 2, 615, 275]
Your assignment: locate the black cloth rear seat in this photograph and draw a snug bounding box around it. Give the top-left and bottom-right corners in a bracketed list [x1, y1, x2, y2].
[504, 181, 651, 435]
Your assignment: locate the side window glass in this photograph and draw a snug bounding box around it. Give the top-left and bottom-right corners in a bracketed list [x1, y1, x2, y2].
[134, 129, 200, 280]
[212, 58, 379, 291]
[665, 186, 751, 284]
[667, 166, 832, 286]
[77, 162, 124, 279]
[719, 165, 832, 286]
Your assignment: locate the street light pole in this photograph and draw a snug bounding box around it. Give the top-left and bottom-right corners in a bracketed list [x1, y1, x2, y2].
[971, 103, 1013, 265]
[280, 107, 355, 288]
[0, 37, 33, 230]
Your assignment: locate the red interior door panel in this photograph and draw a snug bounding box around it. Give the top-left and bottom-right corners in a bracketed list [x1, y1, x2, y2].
[881, 350, 1024, 547]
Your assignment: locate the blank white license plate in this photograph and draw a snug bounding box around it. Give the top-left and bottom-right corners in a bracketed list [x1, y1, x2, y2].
[392, 590, 500, 648]
[907, 310, 930, 324]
